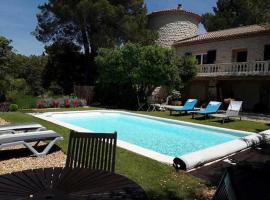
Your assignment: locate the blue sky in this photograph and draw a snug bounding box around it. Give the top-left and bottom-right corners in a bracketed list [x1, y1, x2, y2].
[0, 0, 216, 56]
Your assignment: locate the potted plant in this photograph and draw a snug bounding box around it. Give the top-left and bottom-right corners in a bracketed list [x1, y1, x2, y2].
[170, 90, 182, 106]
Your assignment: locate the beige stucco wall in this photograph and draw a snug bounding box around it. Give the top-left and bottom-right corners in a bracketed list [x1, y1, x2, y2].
[175, 35, 270, 63]
[148, 14, 199, 48]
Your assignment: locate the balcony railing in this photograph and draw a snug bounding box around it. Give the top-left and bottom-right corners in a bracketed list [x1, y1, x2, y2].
[197, 61, 270, 77]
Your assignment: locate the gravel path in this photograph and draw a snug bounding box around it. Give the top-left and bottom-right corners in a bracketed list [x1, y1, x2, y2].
[0, 118, 9, 125]
[0, 117, 66, 175]
[0, 150, 66, 175]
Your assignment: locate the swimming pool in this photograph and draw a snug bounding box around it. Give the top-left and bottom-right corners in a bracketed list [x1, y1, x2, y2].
[35, 110, 251, 164]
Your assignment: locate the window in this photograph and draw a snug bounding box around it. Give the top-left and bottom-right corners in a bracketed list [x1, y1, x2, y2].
[195, 53, 207, 65]
[232, 49, 248, 62]
[195, 50, 216, 65]
[203, 54, 208, 64]
[264, 45, 270, 60]
[185, 52, 192, 56]
[196, 55, 201, 64]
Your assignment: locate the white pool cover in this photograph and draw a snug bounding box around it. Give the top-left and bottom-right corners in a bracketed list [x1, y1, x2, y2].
[173, 131, 270, 170]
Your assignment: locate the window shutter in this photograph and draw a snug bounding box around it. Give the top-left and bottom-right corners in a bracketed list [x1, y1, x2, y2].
[207, 50, 216, 64]
[264, 45, 270, 60]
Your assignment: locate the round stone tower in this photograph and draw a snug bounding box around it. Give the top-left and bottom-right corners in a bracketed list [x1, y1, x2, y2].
[148, 5, 201, 48]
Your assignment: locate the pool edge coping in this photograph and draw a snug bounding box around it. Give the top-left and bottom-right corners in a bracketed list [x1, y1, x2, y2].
[30, 110, 255, 165]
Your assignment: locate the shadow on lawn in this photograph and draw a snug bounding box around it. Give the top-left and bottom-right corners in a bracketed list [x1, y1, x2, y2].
[255, 123, 270, 133]
[147, 189, 184, 200]
[169, 113, 190, 117]
[192, 116, 245, 124]
[147, 188, 208, 200]
[0, 144, 61, 161]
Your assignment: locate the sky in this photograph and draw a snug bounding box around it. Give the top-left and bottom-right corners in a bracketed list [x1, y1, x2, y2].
[0, 0, 217, 56]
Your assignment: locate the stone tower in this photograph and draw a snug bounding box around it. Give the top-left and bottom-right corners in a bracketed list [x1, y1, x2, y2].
[148, 5, 201, 48]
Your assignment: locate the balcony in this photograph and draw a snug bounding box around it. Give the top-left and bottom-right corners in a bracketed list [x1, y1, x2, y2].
[197, 61, 270, 77]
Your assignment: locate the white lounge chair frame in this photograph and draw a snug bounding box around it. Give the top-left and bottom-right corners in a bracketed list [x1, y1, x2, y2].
[0, 131, 63, 157]
[147, 96, 158, 112]
[137, 96, 146, 111]
[0, 123, 46, 135]
[211, 100, 243, 123]
[153, 95, 172, 111]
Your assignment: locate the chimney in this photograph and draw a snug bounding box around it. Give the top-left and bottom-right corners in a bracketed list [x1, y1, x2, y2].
[177, 4, 183, 10]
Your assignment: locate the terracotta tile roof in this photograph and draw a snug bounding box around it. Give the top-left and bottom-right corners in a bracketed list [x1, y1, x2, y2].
[148, 9, 201, 22]
[173, 24, 270, 47]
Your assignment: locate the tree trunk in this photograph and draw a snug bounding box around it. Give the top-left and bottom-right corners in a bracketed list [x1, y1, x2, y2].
[81, 27, 94, 84]
[81, 28, 90, 56]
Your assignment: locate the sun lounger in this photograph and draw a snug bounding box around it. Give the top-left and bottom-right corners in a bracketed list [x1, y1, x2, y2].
[137, 96, 146, 111]
[0, 123, 46, 134]
[168, 99, 198, 115]
[0, 130, 63, 156]
[147, 96, 158, 111]
[210, 100, 243, 123]
[152, 94, 174, 111]
[191, 101, 222, 119]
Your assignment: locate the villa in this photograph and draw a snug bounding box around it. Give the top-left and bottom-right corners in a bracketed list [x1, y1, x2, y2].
[148, 5, 270, 112]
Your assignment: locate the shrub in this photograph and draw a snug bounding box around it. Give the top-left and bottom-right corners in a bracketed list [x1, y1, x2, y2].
[36, 97, 87, 109]
[78, 99, 87, 107]
[43, 98, 53, 108]
[9, 104, 18, 112]
[73, 99, 79, 107]
[52, 100, 59, 108]
[64, 99, 71, 108]
[37, 100, 45, 108]
[7, 92, 40, 109]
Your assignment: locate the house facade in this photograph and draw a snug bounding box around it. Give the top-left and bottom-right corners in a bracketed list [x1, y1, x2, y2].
[148, 7, 270, 112]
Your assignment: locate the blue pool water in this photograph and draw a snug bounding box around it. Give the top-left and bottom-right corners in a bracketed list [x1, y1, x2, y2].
[51, 112, 247, 157]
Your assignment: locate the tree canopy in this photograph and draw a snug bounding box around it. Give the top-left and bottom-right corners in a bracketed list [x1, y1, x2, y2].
[95, 43, 197, 108]
[0, 36, 13, 101]
[43, 41, 85, 95]
[0, 36, 12, 74]
[34, 0, 157, 83]
[202, 0, 270, 31]
[0, 35, 47, 102]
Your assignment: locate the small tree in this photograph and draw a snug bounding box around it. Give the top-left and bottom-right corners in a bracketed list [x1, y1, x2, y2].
[95, 43, 197, 108]
[178, 55, 197, 85]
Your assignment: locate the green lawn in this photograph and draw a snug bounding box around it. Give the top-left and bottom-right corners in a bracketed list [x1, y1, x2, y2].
[1, 109, 269, 200]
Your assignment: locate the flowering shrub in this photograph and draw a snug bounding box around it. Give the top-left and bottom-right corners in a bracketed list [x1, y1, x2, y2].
[36, 97, 87, 109]
[73, 99, 79, 108]
[52, 100, 59, 108]
[64, 99, 71, 108]
[37, 100, 45, 108]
